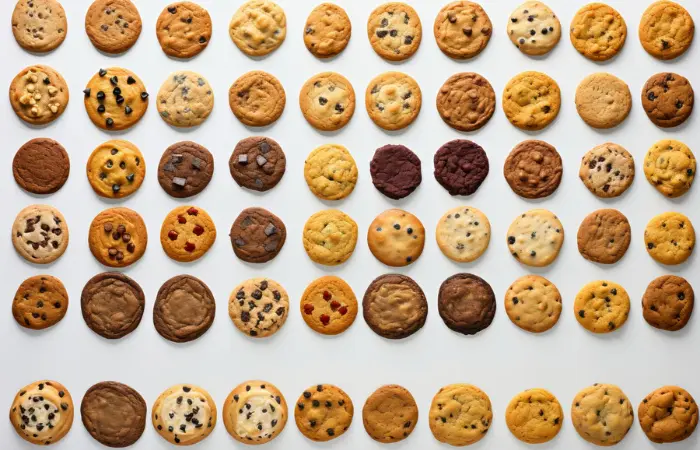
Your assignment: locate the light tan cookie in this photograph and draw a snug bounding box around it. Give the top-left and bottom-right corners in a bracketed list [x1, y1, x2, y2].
[645, 212, 695, 265]
[88, 207, 147, 267]
[434, 1, 492, 59]
[572, 384, 634, 446]
[156, 2, 211, 58]
[574, 280, 630, 333]
[160, 205, 216, 262]
[303, 209, 358, 266]
[83, 67, 148, 131]
[12, 204, 68, 264]
[507, 209, 564, 267]
[152, 384, 216, 445]
[643, 275, 694, 331]
[506, 389, 563, 444]
[13, 275, 68, 330]
[229, 0, 286, 57]
[577, 209, 631, 264]
[579, 143, 635, 198]
[300, 276, 358, 335]
[639, 1, 695, 60]
[229, 278, 289, 338]
[86, 140, 145, 199]
[505, 275, 562, 333]
[12, 0, 67, 52]
[429, 384, 492, 446]
[507, 1, 561, 56]
[295, 384, 353, 442]
[639, 386, 698, 443]
[229, 71, 285, 127]
[575, 73, 632, 129]
[10, 65, 68, 125]
[85, 0, 142, 54]
[366, 72, 421, 131]
[503, 71, 560, 131]
[299, 72, 355, 131]
[224, 381, 287, 444]
[368, 2, 422, 61]
[644, 139, 695, 198]
[368, 209, 425, 267]
[304, 144, 358, 201]
[157, 71, 213, 128]
[304, 3, 351, 58]
[436, 72, 496, 132]
[9, 380, 73, 445]
[436, 206, 490, 263]
[363, 385, 418, 443]
[570, 3, 627, 61]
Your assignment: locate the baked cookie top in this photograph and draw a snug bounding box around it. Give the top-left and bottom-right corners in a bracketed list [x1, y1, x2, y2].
[505, 275, 562, 333]
[434, 139, 489, 196]
[299, 72, 355, 131]
[86, 140, 145, 199]
[223, 381, 286, 444]
[507, 1, 561, 56]
[638, 386, 698, 443]
[367, 2, 422, 61]
[643, 275, 694, 331]
[83, 67, 148, 131]
[429, 384, 492, 446]
[10, 65, 68, 125]
[435, 206, 491, 263]
[577, 209, 631, 265]
[153, 384, 216, 446]
[229, 278, 289, 338]
[301, 276, 358, 335]
[88, 207, 147, 267]
[160, 205, 216, 262]
[503, 71, 560, 130]
[10, 380, 73, 446]
[229, 0, 286, 57]
[575, 72, 632, 129]
[506, 388, 563, 444]
[85, 0, 142, 54]
[229, 207, 286, 263]
[302, 209, 358, 266]
[156, 2, 212, 58]
[570, 3, 627, 61]
[370, 144, 422, 200]
[153, 275, 215, 343]
[639, 1, 695, 60]
[438, 273, 496, 335]
[571, 384, 634, 446]
[157, 71, 213, 128]
[12, 204, 69, 265]
[229, 71, 285, 127]
[434, 1, 492, 59]
[230, 137, 286, 192]
[304, 144, 357, 201]
[368, 209, 425, 267]
[158, 141, 214, 198]
[366, 72, 421, 131]
[507, 209, 564, 267]
[81, 381, 146, 447]
[304, 3, 351, 58]
[645, 212, 695, 265]
[12, 0, 67, 52]
[363, 274, 428, 339]
[437, 72, 495, 132]
[81, 272, 144, 339]
[503, 139, 562, 199]
[294, 384, 353, 442]
[574, 280, 630, 333]
[13, 138, 70, 195]
[13, 275, 69, 330]
[579, 143, 635, 198]
[642, 72, 694, 128]
[363, 385, 418, 442]
[644, 139, 696, 198]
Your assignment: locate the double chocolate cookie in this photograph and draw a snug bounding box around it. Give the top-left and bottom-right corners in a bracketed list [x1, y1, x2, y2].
[81, 272, 145, 339]
[153, 275, 215, 342]
[438, 273, 495, 335]
[370, 145, 421, 200]
[158, 141, 214, 198]
[13, 138, 70, 195]
[229, 137, 286, 192]
[229, 208, 286, 263]
[434, 140, 489, 196]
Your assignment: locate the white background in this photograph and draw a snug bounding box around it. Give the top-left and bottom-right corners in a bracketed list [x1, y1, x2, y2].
[2, 0, 699, 448]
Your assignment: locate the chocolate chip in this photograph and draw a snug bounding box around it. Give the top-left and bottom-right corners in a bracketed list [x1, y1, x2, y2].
[99, 69, 107, 77]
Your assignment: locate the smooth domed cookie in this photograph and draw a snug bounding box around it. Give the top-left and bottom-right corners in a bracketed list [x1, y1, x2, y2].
[13, 138, 69, 195]
[367, 2, 422, 61]
[643, 275, 694, 331]
[367, 209, 425, 267]
[363, 385, 418, 442]
[642, 73, 694, 128]
[577, 209, 631, 264]
[9, 380, 73, 445]
[507, 1, 561, 56]
[85, 0, 142, 54]
[12, 0, 67, 52]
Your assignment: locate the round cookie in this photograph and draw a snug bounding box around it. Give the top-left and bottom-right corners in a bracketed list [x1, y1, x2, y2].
[575, 73, 632, 129]
[223, 381, 286, 444]
[436, 73, 495, 132]
[295, 384, 353, 442]
[229, 207, 286, 263]
[639, 386, 698, 443]
[435, 206, 490, 263]
[644, 139, 696, 198]
[85, 0, 142, 54]
[506, 388, 563, 444]
[156, 2, 212, 58]
[81, 272, 145, 339]
[368, 209, 425, 267]
[81, 382, 146, 447]
[304, 144, 357, 201]
[304, 3, 351, 58]
[160, 205, 216, 262]
[577, 209, 631, 264]
[88, 207, 147, 268]
[300, 276, 358, 335]
[363, 385, 418, 442]
[429, 384, 492, 446]
[642, 73, 694, 128]
[434, 140, 489, 196]
[438, 273, 495, 335]
[302, 209, 358, 266]
[13, 138, 69, 195]
[503, 140, 562, 199]
[152, 384, 217, 445]
[12, 204, 68, 265]
[574, 280, 630, 333]
[229, 278, 289, 338]
[13, 275, 68, 330]
[579, 143, 635, 198]
[507, 209, 564, 267]
[83, 67, 148, 131]
[230, 137, 286, 192]
[158, 141, 213, 198]
[9, 380, 73, 445]
[86, 140, 145, 199]
[505, 275, 562, 333]
[639, 1, 695, 60]
[157, 71, 213, 128]
[643, 275, 694, 331]
[367, 2, 421, 61]
[503, 71, 560, 131]
[571, 384, 634, 446]
[229, 0, 286, 57]
[570, 3, 627, 61]
[10, 65, 68, 125]
[366, 72, 421, 131]
[363, 274, 427, 340]
[507, 1, 561, 56]
[229, 71, 285, 127]
[299, 72, 355, 131]
[153, 275, 215, 342]
[434, 1, 492, 59]
[12, 0, 67, 52]
[370, 144, 421, 200]
[645, 212, 695, 265]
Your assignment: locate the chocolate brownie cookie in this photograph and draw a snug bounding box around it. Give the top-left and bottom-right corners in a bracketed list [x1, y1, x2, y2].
[158, 141, 213, 198]
[229, 207, 286, 263]
[304, 144, 357, 201]
[300, 276, 358, 335]
[304, 3, 351, 58]
[368, 2, 422, 61]
[83, 67, 148, 131]
[577, 209, 631, 264]
[88, 207, 147, 268]
[436, 206, 490, 263]
[295, 384, 353, 442]
[507, 2, 561, 56]
[366, 72, 421, 130]
[639, 1, 695, 60]
[644, 139, 696, 198]
[156, 2, 211, 58]
[579, 143, 635, 198]
[13, 138, 69, 195]
[160, 205, 216, 262]
[12, 204, 68, 264]
[575, 73, 632, 129]
[370, 144, 421, 200]
[503, 71, 560, 130]
[13, 275, 68, 330]
[367, 209, 425, 267]
[429, 384, 492, 446]
[228, 278, 289, 338]
[438, 273, 495, 335]
[643, 275, 694, 331]
[570, 3, 627, 61]
[434, 140, 489, 196]
[506, 389, 563, 444]
[303, 209, 358, 266]
[436, 72, 495, 131]
[157, 71, 213, 128]
[229, 0, 286, 57]
[507, 209, 564, 267]
[153, 384, 217, 445]
[10, 65, 68, 125]
[81, 272, 144, 339]
[86, 140, 145, 199]
[12, 0, 67, 52]
[503, 140, 562, 199]
[10, 380, 73, 445]
[229, 137, 286, 192]
[299, 72, 355, 131]
[505, 275, 562, 333]
[638, 386, 698, 443]
[85, 0, 142, 54]
[645, 212, 695, 265]
[574, 280, 630, 333]
[363, 274, 427, 340]
[363, 385, 418, 442]
[572, 384, 634, 446]
[223, 381, 286, 444]
[81, 382, 146, 447]
[229, 71, 286, 127]
[153, 275, 215, 342]
[643, 73, 694, 128]
[434, 1, 492, 59]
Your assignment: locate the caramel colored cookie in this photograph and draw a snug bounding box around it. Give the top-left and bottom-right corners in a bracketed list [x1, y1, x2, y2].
[644, 139, 696, 198]
[230, 207, 286, 263]
[438, 273, 495, 335]
[153, 384, 216, 445]
[574, 280, 630, 333]
[304, 3, 351, 58]
[229, 278, 289, 338]
[81, 272, 144, 339]
[571, 384, 634, 446]
[229, 71, 285, 127]
[86, 140, 145, 199]
[645, 212, 695, 265]
[638, 386, 698, 443]
[13, 138, 69, 195]
[503, 71, 560, 131]
[10, 380, 73, 445]
[85, 0, 142, 54]
[434, 1, 492, 59]
[577, 209, 631, 264]
[83, 67, 148, 131]
[504, 140, 562, 199]
[13, 275, 68, 330]
[366, 72, 421, 131]
[10, 65, 68, 125]
[158, 141, 214, 198]
[506, 389, 563, 444]
[368, 3, 421, 61]
[157, 71, 213, 128]
[156, 2, 211, 58]
[304, 144, 357, 201]
[81, 382, 146, 447]
[575, 73, 632, 129]
[363, 385, 418, 443]
[507, 1, 561, 56]
[639, 1, 695, 60]
[505, 275, 562, 333]
[579, 143, 635, 198]
[12, 204, 68, 264]
[153, 275, 215, 342]
[223, 381, 286, 444]
[160, 205, 216, 262]
[230, 137, 286, 192]
[12, 0, 67, 52]
[643, 275, 694, 331]
[434, 139, 489, 196]
[301, 276, 358, 335]
[507, 209, 564, 267]
[370, 144, 421, 200]
[368, 209, 425, 267]
[436, 72, 495, 132]
[229, 0, 286, 57]
[429, 384, 492, 446]
[88, 207, 147, 267]
[299, 72, 355, 131]
[295, 384, 353, 442]
[435, 206, 490, 263]
[643, 73, 694, 128]
[363, 274, 427, 339]
[303, 209, 357, 266]
[570, 3, 627, 61]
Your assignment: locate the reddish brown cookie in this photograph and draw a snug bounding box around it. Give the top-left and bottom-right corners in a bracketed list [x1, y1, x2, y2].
[153, 275, 215, 342]
[13, 138, 70, 194]
[438, 273, 495, 335]
[503, 140, 562, 199]
[434, 140, 489, 196]
[12, 275, 69, 330]
[229, 137, 286, 192]
[577, 209, 631, 264]
[370, 144, 421, 200]
[81, 272, 145, 339]
[642, 72, 694, 128]
[229, 207, 286, 263]
[157, 141, 214, 198]
[643, 275, 694, 331]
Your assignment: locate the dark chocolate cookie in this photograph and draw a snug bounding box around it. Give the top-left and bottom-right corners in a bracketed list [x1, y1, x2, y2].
[230, 207, 286, 263]
[153, 275, 215, 343]
[642, 72, 694, 128]
[438, 273, 496, 335]
[363, 274, 428, 339]
[434, 140, 489, 196]
[13, 138, 70, 194]
[157, 141, 214, 198]
[229, 136, 286, 192]
[642, 275, 694, 331]
[503, 140, 562, 199]
[81, 272, 145, 339]
[81, 381, 147, 448]
[370, 144, 422, 200]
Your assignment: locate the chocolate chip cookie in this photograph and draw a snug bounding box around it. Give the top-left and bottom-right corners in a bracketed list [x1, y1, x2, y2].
[503, 140, 562, 199]
[577, 209, 631, 264]
[158, 141, 213, 198]
[12, 0, 67, 52]
[367, 209, 425, 267]
[366, 72, 422, 130]
[303, 3, 351, 58]
[505, 275, 562, 333]
[507, 209, 564, 267]
[642, 73, 694, 128]
[363, 385, 418, 442]
[153, 384, 217, 445]
[645, 212, 695, 265]
[81, 272, 145, 339]
[644, 139, 696, 198]
[643, 275, 694, 331]
[506, 389, 563, 444]
[363, 274, 427, 339]
[230, 207, 286, 263]
[571, 384, 634, 446]
[86, 140, 145, 199]
[639, 1, 695, 60]
[570, 3, 627, 61]
[434, 1, 492, 59]
[83, 67, 148, 130]
[438, 273, 495, 335]
[154, 275, 215, 342]
[156, 2, 211, 58]
[230, 137, 286, 192]
[503, 71, 560, 130]
[301, 276, 358, 335]
[429, 384, 492, 446]
[157, 71, 213, 127]
[85, 0, 142, 54]
[10, 380, 73, 445]
[229, 0, 286, 57]
[229, 71, 286, 127]
[436, 72, 495, 131]
[368, 2, 421, 61]
[81, 382, 146, 447]
[223, 381, 286, 444]
[12, 204, 68, 264]
[370, 144, 421, 200]
[304, 144, 357, 200]
[579, 143, 635, 198]
[638, 386, 698, 443]
[160, 205, 216, 262]
[302, 209, 358, 266]
[13, 275, 68, 330]
[88, 207, 147, 267]
[229, 278, 289, 338]
[435, 206, 491, 263]
[13, 138, 69, 195]
[507, 1, 561, 56]
[574, 280, 630, 333]
[434, 139, 489, 196]
[295, 384, 353, 442]
[575, 73, 632, 129]
[299, 72, 355, 131]
[10, 65, 68, 125]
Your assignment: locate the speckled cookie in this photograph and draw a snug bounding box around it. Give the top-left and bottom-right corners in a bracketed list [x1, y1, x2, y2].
[229, 0, 286, 57]
[304, 144, 357, 201]
[435, 206, 490, 263]
[434, 1, 492, 59]
[572, 384, 634, 446]
[224, 381, 286, 444]
[438, 273, 496, 335]
[368, 209, 425, 267]
[503, 71, 560, 131]
[506, 389, 562, 444]
[370, 144, 421, 200]
[579, 143, 635, 198]
[429, 384, 492, 446]
[301, 276, 358, 335]
[638, 386, 698, 443]
[302, 209, 358, 266]
[505, 275, 562, 333]
[153, 384, 216, 445]
[366, 72, 421, 131]
[13, 275, 68, 330]
[644, 139, 695, 198]
[639, 1, 695, 60]
[299, 72, 355, 131]
[363, 385, 418, 443]
[577, 209, 631, 264]
[85, 0, 142, 54]
[503, 140, 562, 199]
[81, 272, 144, 339]
[574, 280, 630, 333]
[10, 65, 68, 125]
[507, 1, 561, 56]
[229, 71, 285, 127]
[160, 205, 216, 262]
[230, 137, 285, 193]
[88, 207, 147, 268]
[363, 274, 428, 339]
[157, 71, 213, 127]
[12, 0, 67, 52]
[229, 207, 286, 263]
[368, 3, 422, 61]
[229, 278, 289, 338]
[642, 73, 694, 128]
[643, 275, 694, 331]
[575, 73, 632, 129]
[81, 382, 146, 447]
[156, 2, 211, 58]
[13, 138, 69, 195]
[154, 275, 215, 343]
[644, 212, 695, 265]
[304, 3, 351, 58]
[158, 141, 214, 198]
[10, 380, 73, 446]
[12, 204, 68, 264]
[436, 72, 495, 132]
[434, 140, 489, 196]
[570, 3, 627, 61]
[295, 384, 353, 442]
[507, 209, 564, 267]
[83, 67, 148, 130]
[86, 140, 145, 199]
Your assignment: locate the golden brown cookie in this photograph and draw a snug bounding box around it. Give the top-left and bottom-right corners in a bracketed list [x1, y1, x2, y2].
[368, 209, 425, 267]
[85, 0, 142, 54]
[152, 384, 216, 445]
[579, 143, 635, 198]
[365, 72, 421, 131]
[643, 275, 694, 331]
[363, 385, 418, 443]
[9, 380, 73, 445]
[304, 144, 357, 201]
[13, 275, 68, 330]
[639, 1, 695, 60]
[645, 212, 695, 265]
[229, 71, 285, 127]
[507, 1, 561, 56]
[570, 3, 627, 61]
[368, 2, 422, 61]
[86, 140, 145, 199]
[83, 67, 148, 131]
[577, 209, 631, 264]
[303, 209, 358, 266]
[436, 72, 496, 132]
[644, 139, 695, 198]
[229, 278, 289, 338]
[157, 71, 213, 128]
[88, 207, 147, 267]
[12, 204, 69, 265]
[223, 381, 287, 444]
[571, 384, 634, 446]
[229, 0, 286, 57]
[434, 1, 492, 59]
[295, 384, 353, 442]
[503, 71, 560, 131]
[304, 3, 351, 58]
[299, 72, 355, 131]
[160, 205, 216, 262]
[435, 206, 490, 263]
[156, 2, 212, 58]
[10, 65, 68, 125]
[300, 276, 358, 335]
[575, 73, 632, 129]
[574, 280, 630, 333]
[505, 275, 562, 333]
[506, 388, 563, 444]
[429, 384, 492, 446]
[638, 386, 698, 443]
[12, 0, 67, 52]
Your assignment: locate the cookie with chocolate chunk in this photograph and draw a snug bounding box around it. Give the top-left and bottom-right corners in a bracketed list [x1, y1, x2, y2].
[303, 3, 351, 58]
[12, 0, 67, 52]
[295, 384, 354, 441]
[86, 140, 145, 199]
[229, 137, 286, 192]
[299, 72, 356, 131]
[503, 140, 562, 199]
[9, 380, 73, 446]
[13, 138, 70, 195]
[81, 272, 145, 339]
[434, 140, 489, 196]
[229, 208, 286, 263]
[83, 67, 148, 131]
[223, 381, 286, 444]
[571, 384, 634, 446]
[153, 275, 215, 342]
[88, 207, 147, 268]
[370, 144, 421, 200]
[642, 73, 694, 128]
[363, 274, 427, 339]
[158, 141, 213, 198]
[642, 275, 694, 331]
[574, 280, 630, 333]
[579, 143, 635, 198]
[153, 384, 217, 445]
[12, 204, 69, 264]
[81, 381, 146, 447]
[229, 278, 289, 338]
[367, 2, 422, 61]
[10, 65, 69, 125]
[13, 275, 68, 330]
[85, 0, 142, 54]
[507, 1, 561, 56]
[438, 273, 496, 335]
[156, 2, 212, 58]
[434, 1, 492, 59]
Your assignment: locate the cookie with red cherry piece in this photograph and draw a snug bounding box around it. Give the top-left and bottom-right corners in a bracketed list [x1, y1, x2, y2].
[300, 276, 358, 335]
[160, 205, 216, 262]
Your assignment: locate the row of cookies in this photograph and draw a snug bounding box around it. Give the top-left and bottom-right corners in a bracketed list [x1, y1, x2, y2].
[10, 379, 698, 446]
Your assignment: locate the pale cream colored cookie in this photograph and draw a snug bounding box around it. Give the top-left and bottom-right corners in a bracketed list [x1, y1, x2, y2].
[507, 209, 564, 267]
[435, 206, 490, 263]
[505, 275, 562, 333]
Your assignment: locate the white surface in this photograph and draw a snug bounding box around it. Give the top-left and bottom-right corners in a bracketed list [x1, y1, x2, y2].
[2, 0, 699, 448]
